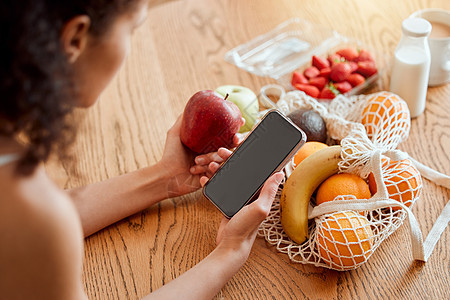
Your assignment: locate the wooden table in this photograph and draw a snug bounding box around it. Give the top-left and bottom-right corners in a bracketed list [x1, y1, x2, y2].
[46, 0, 450, 299]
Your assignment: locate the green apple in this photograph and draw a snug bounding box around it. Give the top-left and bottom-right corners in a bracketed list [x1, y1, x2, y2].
[215, 85, 259, 133]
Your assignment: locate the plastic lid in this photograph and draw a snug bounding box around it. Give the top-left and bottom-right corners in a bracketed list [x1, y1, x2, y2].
[224, 18, 342, 79]
[402, 18, 431, 37]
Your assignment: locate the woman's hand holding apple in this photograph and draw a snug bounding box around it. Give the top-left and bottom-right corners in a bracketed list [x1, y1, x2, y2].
[159, 115, 238, 197]
[161, 88, 248, 197]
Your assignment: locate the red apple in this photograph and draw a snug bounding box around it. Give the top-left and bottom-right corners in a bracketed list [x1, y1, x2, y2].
[180, 90, 243, 154]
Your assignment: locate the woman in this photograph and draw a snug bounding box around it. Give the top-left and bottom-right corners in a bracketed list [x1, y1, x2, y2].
[0, 0, 283, 299]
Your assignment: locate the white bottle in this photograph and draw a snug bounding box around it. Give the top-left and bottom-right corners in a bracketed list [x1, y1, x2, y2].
[390, 18, 431, 118]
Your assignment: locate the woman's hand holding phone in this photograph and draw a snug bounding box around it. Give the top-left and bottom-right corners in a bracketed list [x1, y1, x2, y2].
[198, 161, 284, 262]
[147, 172, 284, 300]
[194, 149, 284, 259]
[213, 172, 284, 260]
[148, 143, 283, 300]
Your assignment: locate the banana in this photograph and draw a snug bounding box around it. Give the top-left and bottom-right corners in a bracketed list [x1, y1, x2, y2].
[280, 145, 342, 244]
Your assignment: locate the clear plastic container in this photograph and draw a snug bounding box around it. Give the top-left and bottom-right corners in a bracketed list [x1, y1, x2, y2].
[225, 18, 387, 104]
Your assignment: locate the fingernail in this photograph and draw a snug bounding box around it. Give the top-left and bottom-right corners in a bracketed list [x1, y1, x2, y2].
[196, 157, 205, 164]
[190, 166, 196, 173]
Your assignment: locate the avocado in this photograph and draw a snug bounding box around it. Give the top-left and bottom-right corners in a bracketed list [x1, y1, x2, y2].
[287, 109, 327, 143]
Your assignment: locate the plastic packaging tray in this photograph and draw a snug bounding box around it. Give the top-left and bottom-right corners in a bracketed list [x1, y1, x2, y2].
[225, 18, 387, 105]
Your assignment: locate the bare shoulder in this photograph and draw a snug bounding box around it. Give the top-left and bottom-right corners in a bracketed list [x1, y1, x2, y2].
[0, 164, 87, 300]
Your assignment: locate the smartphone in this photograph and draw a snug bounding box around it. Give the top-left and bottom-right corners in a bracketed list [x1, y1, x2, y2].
[202, 109, 306, 218]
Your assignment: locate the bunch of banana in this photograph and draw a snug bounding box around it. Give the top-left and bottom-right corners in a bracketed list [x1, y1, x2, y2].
[280, 145, 342, 244]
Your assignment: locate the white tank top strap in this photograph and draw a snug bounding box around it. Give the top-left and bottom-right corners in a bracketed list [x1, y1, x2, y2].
[0, 153, 20, 167]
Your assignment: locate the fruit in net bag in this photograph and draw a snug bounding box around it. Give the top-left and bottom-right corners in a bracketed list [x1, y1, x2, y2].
[368, 157, 422, 210]
[292, 141, 328, 168]
[281, 146, 342, 244]
[317, 211, 373, 269]
[316, 173, 371, 206]
[287, 109, 327, 143]
[361, 92, 410, 144]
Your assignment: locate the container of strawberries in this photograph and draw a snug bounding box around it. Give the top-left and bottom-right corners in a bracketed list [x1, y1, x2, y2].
[290, 46, 379, 100]
[224, 18, 386, 103]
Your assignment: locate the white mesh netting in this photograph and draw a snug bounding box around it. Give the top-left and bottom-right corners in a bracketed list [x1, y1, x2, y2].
[257, 90, 428, 271]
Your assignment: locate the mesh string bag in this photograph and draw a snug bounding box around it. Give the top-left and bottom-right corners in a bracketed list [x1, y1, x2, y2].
[315, 209, 373, 270]
[258, 89, 450, 271]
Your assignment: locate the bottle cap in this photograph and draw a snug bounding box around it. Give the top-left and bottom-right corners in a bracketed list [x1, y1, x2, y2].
[402, 18, 431, 37]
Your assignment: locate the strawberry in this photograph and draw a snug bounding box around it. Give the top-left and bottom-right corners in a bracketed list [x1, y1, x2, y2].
[354, 49, 375, 62]
[303, 66, 320, 79]
[347, 73, 366, 87]
[330, 63, 352, 82]
[319, 86, 338, 99]
[293, 83, 320, 98]
[336, 47, 359, 61]
[319, 67, 331, 79]
[349, 61, 358, 73]
[334, 81, 353, 93]
[327, 53, 342, 67]
[291, 71, 308, 86]
[357, 61, 378, 77]
[312, 55, 330, 70]
[309, 76, 327, 91]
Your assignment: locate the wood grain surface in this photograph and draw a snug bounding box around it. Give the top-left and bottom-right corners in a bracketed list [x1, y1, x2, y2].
[45, 0, 450, 299]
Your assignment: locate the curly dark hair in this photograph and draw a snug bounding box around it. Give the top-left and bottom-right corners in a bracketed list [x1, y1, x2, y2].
[0, 0, 140, 176]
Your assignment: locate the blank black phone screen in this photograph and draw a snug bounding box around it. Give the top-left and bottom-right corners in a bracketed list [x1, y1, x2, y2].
[203, 110, 305, 218]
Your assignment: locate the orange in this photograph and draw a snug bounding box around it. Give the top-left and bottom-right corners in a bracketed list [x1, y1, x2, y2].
[368, 157, 422, 210]
[293, 141, 328, 167]
[317, 211, 373, 268]
[361, 92, 409, 140]
[316, 173, 371, 206]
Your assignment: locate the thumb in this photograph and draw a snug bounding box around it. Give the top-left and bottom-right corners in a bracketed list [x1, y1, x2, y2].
[255, 172, 284, 211]
[168, 114, 183, 134]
